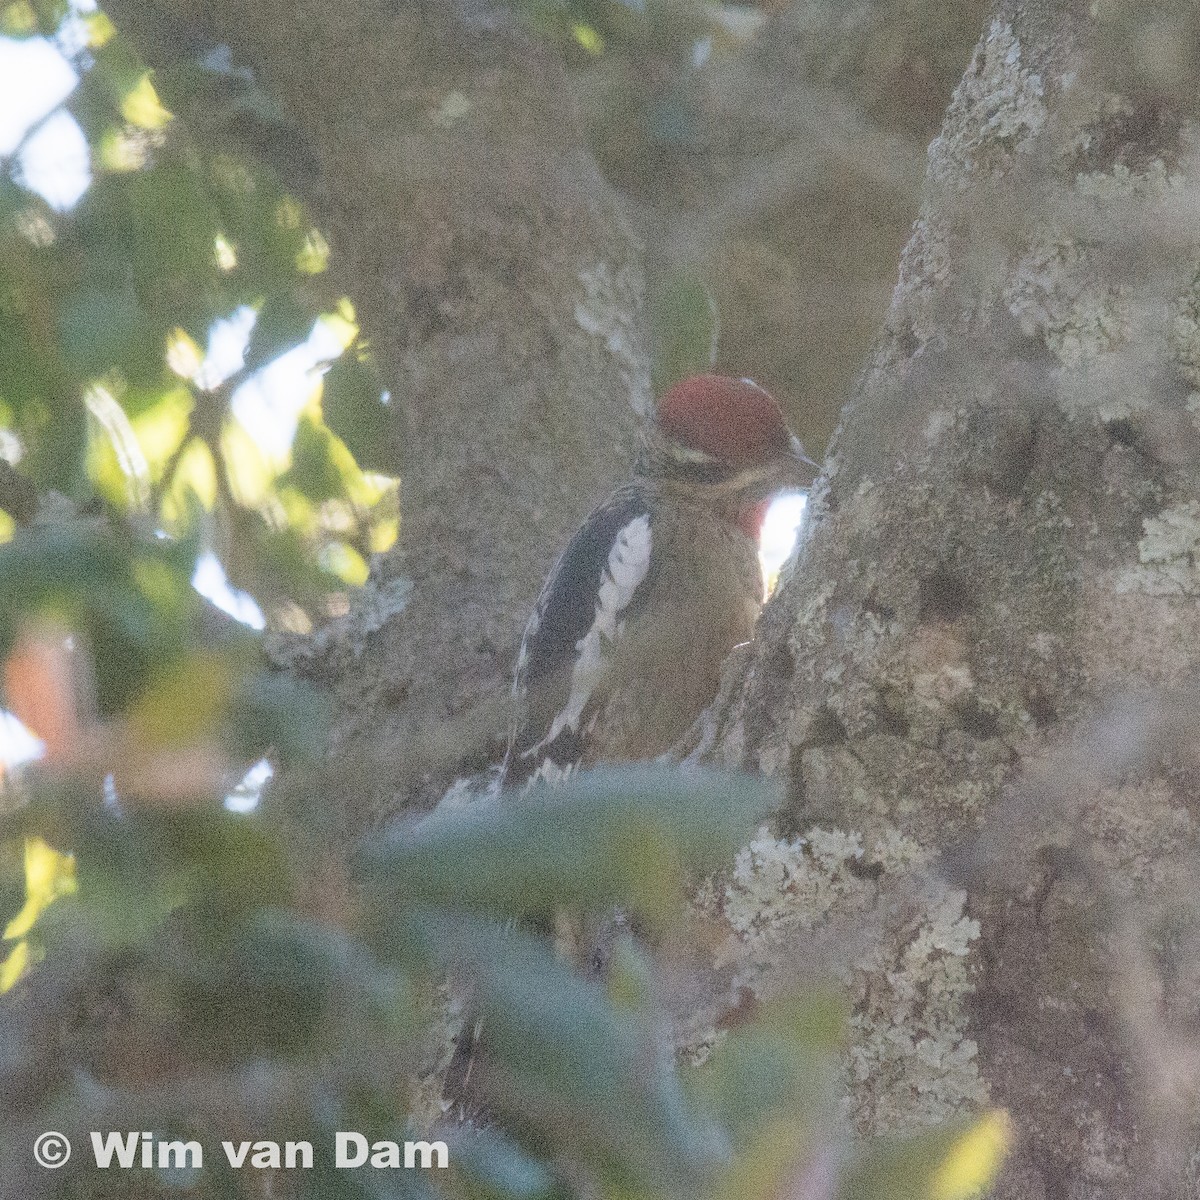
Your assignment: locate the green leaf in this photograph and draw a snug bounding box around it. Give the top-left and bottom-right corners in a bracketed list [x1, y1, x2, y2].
[0, 200, 90, 492]
[649, 274, 719, 396]
[220, 504, 330, 612]
[71, 42, 146, 142]
[125, 650, 235, 748]
[126, 163, 222, 276]
[58, 285, 136, 373]
[75, 159, 224, 338]
[174, 912, 356, 1059]
[209, 167, 313, 289]
[445, 1127, 566, 1200]
[684, 989, 851, 1200]
[230, 670, 331, 764]
[0, 2, 37, 37]
[689, 987, 847, 1145]
[243, 292, 314, 374]
[838, 1113, 1011, 1200]
[357, 766, 778, 927]
[409, 914, 728, 1186]
[605, 932, 656, 1012]
[0, 523, 200, 714]
[279, 415, 346, 503]
[45, 803, 292, 954]
[320, 353, 395, 474]
[0, 838, 25, 935]
[25, 0, 66, 35]
[14, 395, 89, 495]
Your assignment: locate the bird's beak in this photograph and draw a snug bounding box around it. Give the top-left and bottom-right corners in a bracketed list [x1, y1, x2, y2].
[784, 434, 821, 489]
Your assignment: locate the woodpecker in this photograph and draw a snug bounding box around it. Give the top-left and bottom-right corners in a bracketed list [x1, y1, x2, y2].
[499, 374, 819, 791]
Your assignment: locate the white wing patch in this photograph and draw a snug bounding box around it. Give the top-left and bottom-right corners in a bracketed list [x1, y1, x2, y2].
[531, 513, 652, 755]
[529, 757, 574, 788]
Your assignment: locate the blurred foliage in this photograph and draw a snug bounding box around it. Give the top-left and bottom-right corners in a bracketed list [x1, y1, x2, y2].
[0, 0, 396, 625]
[508, 0, 769, 58]
[649, 274, 719, 396]
[1, 731, 1008, 1199]
[0, 525, 1006, 1199]
[0, 835, 74, 989]
[0, 3, 1006, 1199]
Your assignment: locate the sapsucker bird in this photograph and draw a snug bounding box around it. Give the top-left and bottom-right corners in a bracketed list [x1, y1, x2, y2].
[499, 374, 819, 790]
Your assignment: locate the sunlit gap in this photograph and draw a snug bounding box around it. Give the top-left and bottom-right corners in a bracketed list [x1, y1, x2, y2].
[0, 712, 275, 815]
[760, 492, 808, 595]
[14, 107, 90, 209]
[0, 710, 45, 772]
[195, 306, 258, 391]
[191, 552, 266, 630]
[0, 0, 99, 212]
[230, 320, 348, 458]
[225, 757, 273, 814]
[184, 306, 350, 629]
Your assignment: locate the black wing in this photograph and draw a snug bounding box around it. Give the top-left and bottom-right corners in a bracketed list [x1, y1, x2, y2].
[500, 485, 655, 790]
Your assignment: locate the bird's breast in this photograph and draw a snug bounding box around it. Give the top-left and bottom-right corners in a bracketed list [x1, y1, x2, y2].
[583, 521, 763, 763]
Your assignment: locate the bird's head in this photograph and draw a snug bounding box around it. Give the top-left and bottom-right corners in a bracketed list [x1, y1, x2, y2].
[642, 374, 819, 537]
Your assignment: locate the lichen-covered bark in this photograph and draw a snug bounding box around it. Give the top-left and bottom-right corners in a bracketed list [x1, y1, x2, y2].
[112, 0, 649, 819]
[698, 4, 1200, 1194]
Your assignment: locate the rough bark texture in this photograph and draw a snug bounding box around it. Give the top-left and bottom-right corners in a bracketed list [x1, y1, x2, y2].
[697, 4, 1200, 1195]
[112, 0, 650, 819]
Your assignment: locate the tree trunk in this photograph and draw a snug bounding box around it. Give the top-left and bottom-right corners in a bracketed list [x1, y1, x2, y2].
[698, 4, 1200, 1195]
